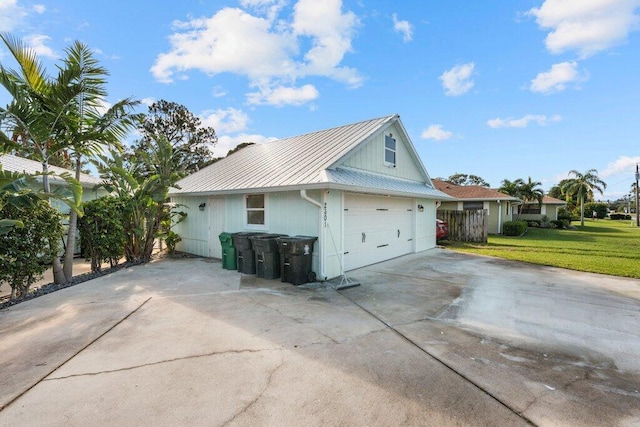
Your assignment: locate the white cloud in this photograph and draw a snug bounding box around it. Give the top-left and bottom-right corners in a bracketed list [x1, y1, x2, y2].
[32, 4, 45, 14]
[530, 61, 586, 93]
[24, 34, 57, 59]
[392, 13, 413, 42]
[140, 97, 155, 107]
[246, 83, 319, 106]
[0, 0, 26, 32]
[200, 108, 250, 134]
[151, 0, 361, 106]
[214, 133, 277, 157]
[211, 86, 227, 98]
[439, 63, 475, 96]
[601, 155, 640, 178]
[487, 114, 562, 128]
[421, 124, 453, 141]
[528, 0, 640, 58]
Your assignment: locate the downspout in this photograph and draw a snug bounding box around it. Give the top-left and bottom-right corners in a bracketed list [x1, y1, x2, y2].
[300, 189, 327, 280]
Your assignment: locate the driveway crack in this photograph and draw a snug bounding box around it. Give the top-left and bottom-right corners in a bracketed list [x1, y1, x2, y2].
[44, 348, 283, 381]
[222, 356, 284, 426]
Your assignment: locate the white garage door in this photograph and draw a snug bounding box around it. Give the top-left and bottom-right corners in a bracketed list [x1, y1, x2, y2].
[344, 194, 414, 270]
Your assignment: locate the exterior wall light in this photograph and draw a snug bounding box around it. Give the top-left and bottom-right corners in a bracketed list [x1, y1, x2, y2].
[418, 204, 424, 212]
[199, 202, 206, 211]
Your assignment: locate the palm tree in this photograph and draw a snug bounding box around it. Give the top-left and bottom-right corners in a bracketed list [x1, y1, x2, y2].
[0, 33, 139, 282]
[499, 178, 524, 198]
[518, 177, 544, 215]
[561, 169, 607, 226]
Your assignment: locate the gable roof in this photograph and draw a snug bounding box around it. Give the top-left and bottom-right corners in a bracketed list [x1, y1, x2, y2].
[0, 153, 102, 187]
[171, 115, 450, 200]
[433, 179, 520, 201]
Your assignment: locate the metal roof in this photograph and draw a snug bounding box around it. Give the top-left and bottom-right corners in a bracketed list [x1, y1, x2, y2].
[0, 153, 102, 187]
[171, 114, 450, 200]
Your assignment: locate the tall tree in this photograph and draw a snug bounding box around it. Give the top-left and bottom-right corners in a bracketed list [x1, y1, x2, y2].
[446, 173, 490, 187]
[561, 169, 607, 226]
[97, 136, 185, 262]
[126, 100, 217, 176]
[0, 33, 139, 283]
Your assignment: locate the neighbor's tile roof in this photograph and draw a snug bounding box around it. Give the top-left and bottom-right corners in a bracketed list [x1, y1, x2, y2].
[540, 196, 566, 205]
[171, 115, 451, 200]
[432, 179, 519, 201]
[0, 153, 102, 187]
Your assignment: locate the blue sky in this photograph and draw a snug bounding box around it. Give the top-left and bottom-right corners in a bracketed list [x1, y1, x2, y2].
[1, 0, 639, 201]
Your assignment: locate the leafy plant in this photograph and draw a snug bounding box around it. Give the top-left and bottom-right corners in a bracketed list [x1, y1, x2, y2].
[77, 196, 126, 272]
[503, 220, 528, 236]
[0, 198, 63, 299]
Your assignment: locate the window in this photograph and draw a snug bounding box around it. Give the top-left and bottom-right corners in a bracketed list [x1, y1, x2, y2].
[384, 135, 396, 167]
[463, 201, 484, 210]
[520, 204, 541, 214]
[245, 194, 266, 227]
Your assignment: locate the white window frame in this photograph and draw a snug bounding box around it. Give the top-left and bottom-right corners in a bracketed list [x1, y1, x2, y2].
[244, 194, 268, 229]
[384, 134, 397, 167]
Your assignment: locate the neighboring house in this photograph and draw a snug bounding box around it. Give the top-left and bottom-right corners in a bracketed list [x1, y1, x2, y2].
[518, 195, 566, 222]
[169, 114, 452, 280]
[0, 153, 106, 253]
[432, 179, 520, 234]
[0, 153, 105, 210]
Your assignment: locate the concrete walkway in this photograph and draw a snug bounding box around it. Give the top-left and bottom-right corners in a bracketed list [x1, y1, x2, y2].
[1, 250, 639, 426]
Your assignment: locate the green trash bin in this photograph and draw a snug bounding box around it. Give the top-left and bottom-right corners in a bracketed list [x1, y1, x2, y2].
[218, 232, 237, 270]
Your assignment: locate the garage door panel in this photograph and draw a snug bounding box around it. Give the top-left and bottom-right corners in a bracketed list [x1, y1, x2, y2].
[344, 194, 414, 271]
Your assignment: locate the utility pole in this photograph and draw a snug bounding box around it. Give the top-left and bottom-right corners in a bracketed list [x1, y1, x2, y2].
[636, 163, 640, 227]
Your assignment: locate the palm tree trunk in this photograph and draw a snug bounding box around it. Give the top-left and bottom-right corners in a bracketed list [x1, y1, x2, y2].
[42, 158, 67, 284]
[63, 157, 82, 281]
[580, 196, 585, 226]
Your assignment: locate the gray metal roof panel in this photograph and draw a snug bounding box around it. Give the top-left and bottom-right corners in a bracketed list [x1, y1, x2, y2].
[172, 115, 397, 194]
[0, 153, 102, 187]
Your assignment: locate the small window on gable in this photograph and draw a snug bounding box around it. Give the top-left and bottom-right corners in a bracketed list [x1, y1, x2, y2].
[245, 194, 266, 227]
[384, 134, 396, 167]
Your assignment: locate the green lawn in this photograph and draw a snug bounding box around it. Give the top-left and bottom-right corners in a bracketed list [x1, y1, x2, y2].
[444, 219, 640, 279]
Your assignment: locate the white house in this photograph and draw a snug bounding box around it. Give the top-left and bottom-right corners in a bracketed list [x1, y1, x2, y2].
[169, 114, 451, 280]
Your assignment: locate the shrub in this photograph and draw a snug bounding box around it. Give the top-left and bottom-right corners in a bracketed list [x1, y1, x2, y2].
[503, 220, 528, 236]
[0, 198, 63, 299]
[610, 213, 631, 220]
[527, 220, 541, 227]
[550, 220, 566, 229]
[584, 202, 608, 219]
[78, 196, 126, 272]
[557, 208, 573, 223]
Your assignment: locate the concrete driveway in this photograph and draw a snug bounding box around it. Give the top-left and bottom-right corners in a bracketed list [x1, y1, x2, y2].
[1, 250, 639, 426]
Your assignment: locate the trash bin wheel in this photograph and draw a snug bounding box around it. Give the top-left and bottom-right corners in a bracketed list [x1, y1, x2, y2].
[307, 271, 316, 283]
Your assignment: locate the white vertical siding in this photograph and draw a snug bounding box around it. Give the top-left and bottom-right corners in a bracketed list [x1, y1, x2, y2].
[415, 199, 436, 252]
[323, 190, 344, 279]
[172, 196, 211, 257]
[340, 123, 423, 181]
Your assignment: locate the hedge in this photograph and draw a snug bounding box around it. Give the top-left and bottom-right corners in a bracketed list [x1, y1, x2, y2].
[503, 220, 528, 236]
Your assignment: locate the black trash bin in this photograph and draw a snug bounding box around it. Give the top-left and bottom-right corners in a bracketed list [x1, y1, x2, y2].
[250, 234, 287, 279]
[218, 232, 237, 270]
[232, 232, 268, 274]
[277, 236, 317, 285]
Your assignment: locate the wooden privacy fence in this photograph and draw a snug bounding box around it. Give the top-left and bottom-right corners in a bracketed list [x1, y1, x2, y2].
[437, 209, 488, 243]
